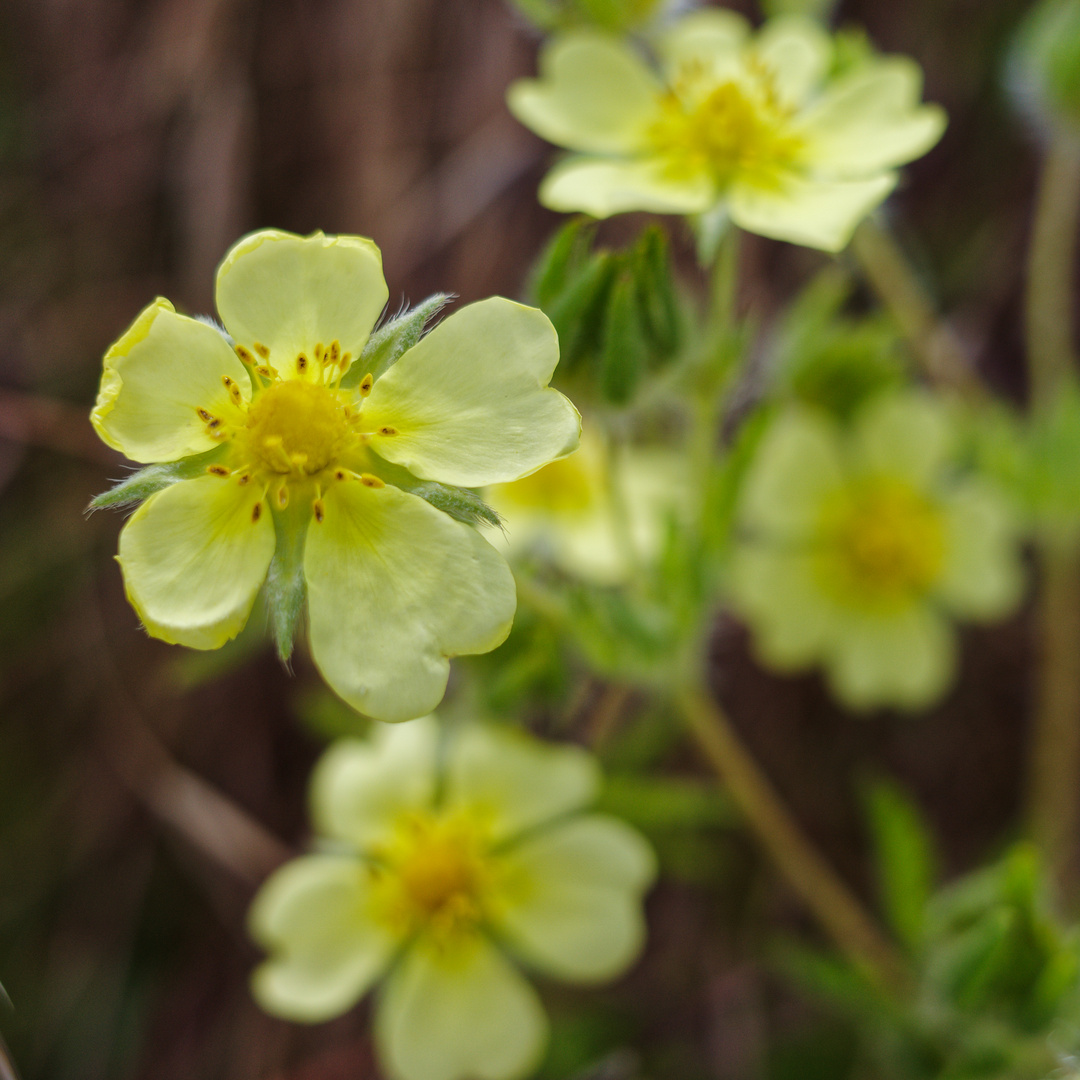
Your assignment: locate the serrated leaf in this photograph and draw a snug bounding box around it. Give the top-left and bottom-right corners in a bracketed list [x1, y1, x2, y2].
[88, 448, 225, 511]
[408, 482, 502, 529]
[864, 779, 939, 951]
[546, 251, 619, 371]
[346, 293, 451, 386]
[263, 502, 308, 663]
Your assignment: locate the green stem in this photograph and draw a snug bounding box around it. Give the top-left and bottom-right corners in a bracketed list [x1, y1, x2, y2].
[851, 216, 983, 399]
[1023, 129, 1080, 902]
[677, 683, 912, 996]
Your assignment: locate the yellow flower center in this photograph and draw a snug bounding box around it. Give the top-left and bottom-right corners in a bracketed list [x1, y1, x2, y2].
[370, 812, 494, 944]
[648, 64, 804, 188]
[818, 478, 946, 609]
[244, 380, 351, 476]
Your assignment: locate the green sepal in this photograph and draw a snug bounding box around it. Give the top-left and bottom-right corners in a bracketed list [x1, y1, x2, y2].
[88, 447, 226, 511]
[599, 268, 648, 405]
[407, 482, 502, 530]
[346, 293, 451, 387]
[263, 501, 309, 664]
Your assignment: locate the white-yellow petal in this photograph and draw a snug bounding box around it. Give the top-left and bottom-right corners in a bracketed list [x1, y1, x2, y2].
[304, 481, 515, 723]
[935, 483, 1025, 621]
[507, 33, 661, 154]
[798, 58, 947, 174]
[492, 815, 655, 983]
[444, 724, 599, 844]
[538, 156, 716, 218]
[310, 718, 440, 849]
[852, 392, 953, 486]
[729, 172, 897, 252]
[215, 230, 388, 382]
[249, 855, 399, 1023]
[92, 299, 250, 463]
[752, 16, 832, 108]
[738, 408, 844, 540]
[363, 298, 580, 487]
[117, 474, 274, 650]
[657, 8, 750, 81]
[375, 934, 547, 1080]
[827, 607, 956, 711]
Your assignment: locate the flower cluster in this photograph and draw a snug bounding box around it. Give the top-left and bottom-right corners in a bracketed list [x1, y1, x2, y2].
[91, 229, 580, 722]
[249, 717, 655, 1080]
[509, 10, 946, 250]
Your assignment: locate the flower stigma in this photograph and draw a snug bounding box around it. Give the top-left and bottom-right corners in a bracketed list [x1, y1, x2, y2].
[647, 61, 805, 189]
[817, 477, 946, 608]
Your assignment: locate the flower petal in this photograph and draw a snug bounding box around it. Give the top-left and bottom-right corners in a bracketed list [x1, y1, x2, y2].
[444, 724, 599, 844]
[92, 299, 250, 463]
[798, 58, 947, 174]
[117, 474, 274, 649]
[507, 33, 661, 154]
[738, 408, 844, 540]
[215, 230, 388, 382]
[935, 482, 1025, 620]
[753, 16, 832, 108]
[731, 547, 841, 669]
[375, 934, 547, 1080]
[730, 172, 897, 252]
[492, 815, 655, 983]
[538, 156, 715, 218]
[363, 298, 580, 487]
[305, 480, 515, 723]
[657, 8, 750, 80]
[310, 718, 440, 849]
[852, 392, 953, 485]
[827, 606, 956, 711]
[249, 855, 399, 1023]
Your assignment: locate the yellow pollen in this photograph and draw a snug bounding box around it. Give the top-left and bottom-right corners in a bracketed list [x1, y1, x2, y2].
[648, 71, 804, 188]
[242, 380, 350, 476]
[818, 478, 946, 608]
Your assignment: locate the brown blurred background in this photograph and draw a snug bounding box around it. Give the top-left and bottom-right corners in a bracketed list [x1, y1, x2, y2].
[0, 1, 1046, 1078]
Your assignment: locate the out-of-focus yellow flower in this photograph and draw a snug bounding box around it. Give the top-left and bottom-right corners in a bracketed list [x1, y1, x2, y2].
[485, 427, 686, 584]
[248, 717, 656, 1080]
[89, 229, 579, 722]
[508, 10, 946, 251]
[731, 393, 1024, 710]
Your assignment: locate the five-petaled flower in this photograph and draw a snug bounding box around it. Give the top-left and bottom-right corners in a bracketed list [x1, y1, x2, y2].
[90, 229, 580, 722]
[248, 716, 656, 1080]
[731, 393, 1024, 710]
[508, 10, 947, 251]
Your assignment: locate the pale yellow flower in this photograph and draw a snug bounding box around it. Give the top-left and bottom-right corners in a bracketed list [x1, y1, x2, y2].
[508, 10, 946, 251]
[249, 717, 656, 1080]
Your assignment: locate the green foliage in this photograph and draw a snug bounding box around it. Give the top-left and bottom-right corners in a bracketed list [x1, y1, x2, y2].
[507, 0, 667, 32]
[760, 0, 840, 22]
[530, 220, 683, 405]
[1008, 0, 1080, 132]
[864, 780, 938, 951]
[773, 268, 907, 421]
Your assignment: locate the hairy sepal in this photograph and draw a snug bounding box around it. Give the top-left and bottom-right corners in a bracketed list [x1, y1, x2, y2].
[88, 448, 226, 511]
[264, 501, 309, 664]
[347, 293, 452, 386]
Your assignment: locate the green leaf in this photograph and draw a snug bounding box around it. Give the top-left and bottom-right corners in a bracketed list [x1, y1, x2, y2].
[264, 501, 309, 663]
[632, 225, 681, 361]
[599, 268, 648, 404]
[88, 448, 226, 511]
[347, 292, 451, 386]
[596, 774, 734, 831]
[530, 218, 597, 311]
[864, 779, 938, 951]
[546, 251, 619, 371]
[506, 0, 561, 30]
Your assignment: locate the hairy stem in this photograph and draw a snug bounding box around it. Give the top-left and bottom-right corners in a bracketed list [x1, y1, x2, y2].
[852, 216, 982, 399]
[1024, 129, 1080, 901]
[678, 683, 911, 995]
